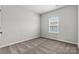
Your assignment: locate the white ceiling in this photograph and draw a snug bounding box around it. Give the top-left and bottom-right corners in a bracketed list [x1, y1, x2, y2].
[22, 5, 65, 14]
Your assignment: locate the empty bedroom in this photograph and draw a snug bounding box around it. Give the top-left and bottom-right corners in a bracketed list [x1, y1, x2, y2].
[0, 5, 79, 54]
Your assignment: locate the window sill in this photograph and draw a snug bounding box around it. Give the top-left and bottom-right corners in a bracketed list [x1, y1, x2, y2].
[48, 31, 59, 34]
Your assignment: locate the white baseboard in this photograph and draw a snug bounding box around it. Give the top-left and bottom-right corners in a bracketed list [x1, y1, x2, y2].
[0, 36, 77, 48]
[78, 44, 79, 49]
[41, 37, 77, 45]
[0, 35, 40, 48]
[56, 39, 77, 45]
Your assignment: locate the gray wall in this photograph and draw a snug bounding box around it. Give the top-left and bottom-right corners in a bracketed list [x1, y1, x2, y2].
[41, 6, 77, 44]
[0, 6, 1, 44]
[0, 5, 40, 47]
[0, 6, 1, 31]
[78, 6, 79, 48]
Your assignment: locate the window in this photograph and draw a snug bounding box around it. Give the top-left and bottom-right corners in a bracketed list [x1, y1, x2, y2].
[48, 16, 59, 33]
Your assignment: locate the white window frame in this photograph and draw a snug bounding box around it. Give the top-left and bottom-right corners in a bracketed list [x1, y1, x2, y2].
[48, 16, 59, 33]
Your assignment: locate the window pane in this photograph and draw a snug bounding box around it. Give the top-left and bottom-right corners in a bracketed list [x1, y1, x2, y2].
[49, 26, 58, 32]
[49, 16, 59, 33]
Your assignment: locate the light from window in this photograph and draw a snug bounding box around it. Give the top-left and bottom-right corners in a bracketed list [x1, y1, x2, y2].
[48, 16, 59, 33]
